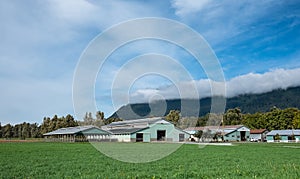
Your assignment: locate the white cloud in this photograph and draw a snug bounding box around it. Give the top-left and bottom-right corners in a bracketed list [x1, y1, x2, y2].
[48, 0, 98, 24]
[0, 0, 298, 123]
[226, 68, 300, 97]
[172, 0, 211, 16]
[171, 0, 279, 47]
[0, 0, 169, 124]
[108, 53, 196, 109]
[129, 68, 300, 102]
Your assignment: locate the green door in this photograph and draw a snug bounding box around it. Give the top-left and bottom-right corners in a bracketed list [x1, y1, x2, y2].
[143, 133, 150, 142]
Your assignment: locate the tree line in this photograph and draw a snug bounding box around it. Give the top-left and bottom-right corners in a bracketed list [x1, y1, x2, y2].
[0, 114, 78, 139]
[0, 122, 40, 139]
[2, 107, 299, 139]
[165, 107, 300, 131]
[0, 111, 122, 139]
[195, 107, 300, 130]
[77, 111, 122, 126]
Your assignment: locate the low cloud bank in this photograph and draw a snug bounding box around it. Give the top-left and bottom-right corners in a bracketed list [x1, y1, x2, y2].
[130, 68, 300, 103]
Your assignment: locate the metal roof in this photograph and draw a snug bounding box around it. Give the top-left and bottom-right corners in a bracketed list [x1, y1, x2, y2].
[184, 125, 244, 132]
[108, 127, 148, 135]
[266, 130, 300, 136]
[184, 128, 235, 135]
[184, 125, 250, 135]
[106, 117, 164, 127]
[103, 118, 188, 135]
[43, 125, 109, 136]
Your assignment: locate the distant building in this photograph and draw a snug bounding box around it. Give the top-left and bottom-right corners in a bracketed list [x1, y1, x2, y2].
[43, 125, 110, 142]
[250, 129, 268, 142]
[266, 130, 300, 142]
[43, 118, 190, 143]
[185, 125, 251, 142]
[102, 117, 190, 142]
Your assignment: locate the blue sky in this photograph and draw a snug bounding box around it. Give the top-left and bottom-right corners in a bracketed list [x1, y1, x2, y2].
[0, 0, 299, 124]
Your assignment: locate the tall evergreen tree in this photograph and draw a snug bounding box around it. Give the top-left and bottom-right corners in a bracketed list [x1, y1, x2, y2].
[3, 124, 12, 139]
[96, 111, 105, 120]
[21, 122, 30, 139]
[65, 114, 78, 127]
[30, 123, 40, 138]
[0, 122, 2, 138]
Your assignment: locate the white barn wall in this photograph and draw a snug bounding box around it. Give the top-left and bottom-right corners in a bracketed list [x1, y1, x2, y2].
[111, 134, 131, 142]
[250, 134, 262, 141]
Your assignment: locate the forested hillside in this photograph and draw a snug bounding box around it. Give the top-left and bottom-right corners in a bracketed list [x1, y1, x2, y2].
[109, 86, 300, 119]
[1, 87, 299, 139]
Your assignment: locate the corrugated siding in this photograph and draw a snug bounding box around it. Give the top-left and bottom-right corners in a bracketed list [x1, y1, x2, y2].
[266, 136, 274, 142]
[128, 122, 189, 142]
[267, 130, 300, 136]
[250, 134, 262, 140]
[143, 133, 151, 142]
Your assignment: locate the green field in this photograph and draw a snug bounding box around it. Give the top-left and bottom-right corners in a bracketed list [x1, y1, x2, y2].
[1, 142, 300, 178]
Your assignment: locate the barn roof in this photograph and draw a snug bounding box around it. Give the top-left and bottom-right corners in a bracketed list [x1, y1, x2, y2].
[267, 130, 300, 136]
[184, 125, 244, 132]
[250, 129, 267, 134]
[107, 127, 148, 135]
[184, 125, 249, 135]
[43, 125, 110, 136]
[102, 117, 172, 134]
[106, 117, 164, 127]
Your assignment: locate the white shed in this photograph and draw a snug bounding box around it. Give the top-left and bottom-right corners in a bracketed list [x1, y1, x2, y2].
[250, 129, 268, 142]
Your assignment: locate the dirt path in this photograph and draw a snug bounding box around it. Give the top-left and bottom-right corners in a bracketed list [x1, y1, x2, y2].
[0, 139, 43, 143]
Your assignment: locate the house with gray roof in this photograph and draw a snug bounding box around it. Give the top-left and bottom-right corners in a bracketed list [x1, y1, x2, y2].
[250, 129, 268, 142]
[266, 129, 300, 142]
[184, 125, 250, 142]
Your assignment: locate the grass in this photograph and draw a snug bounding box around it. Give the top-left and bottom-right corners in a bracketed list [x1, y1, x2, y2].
[91, 142, 182, 163]
[0, 142, 300, 178]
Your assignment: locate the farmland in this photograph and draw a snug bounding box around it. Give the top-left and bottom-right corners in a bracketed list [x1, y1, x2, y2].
[1, 142, 300, 178]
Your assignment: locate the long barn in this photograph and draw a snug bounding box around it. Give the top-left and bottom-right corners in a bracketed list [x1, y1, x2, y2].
[43, 117, 190, 142]
[43, 125, 111, 142]
[266, 130, 300, 142]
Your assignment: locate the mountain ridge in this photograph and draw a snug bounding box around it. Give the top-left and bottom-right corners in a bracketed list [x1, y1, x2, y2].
[109, 86, 300, 120]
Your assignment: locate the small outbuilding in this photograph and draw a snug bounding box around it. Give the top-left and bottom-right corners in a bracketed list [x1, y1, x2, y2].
[266, 129, 300, 142]
[185, 125, 251, 142]
[43, 125, 111, 142]
[250, 129, 268, 142]
[102, 117, 190, 142]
